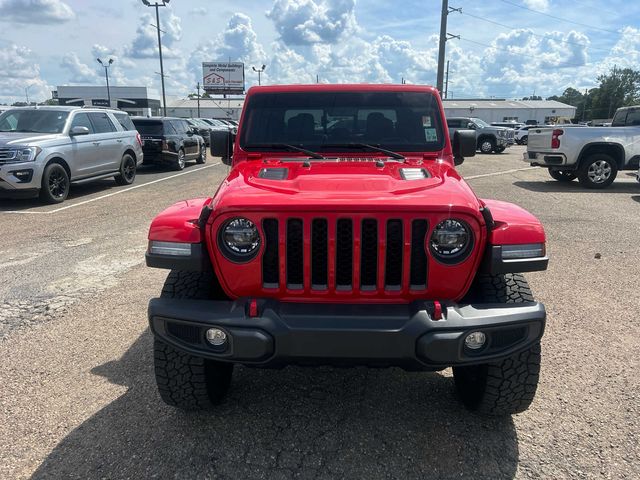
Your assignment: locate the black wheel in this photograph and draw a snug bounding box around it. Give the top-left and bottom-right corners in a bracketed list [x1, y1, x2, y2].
[39, 162, 69, 204]
[154, 270, 233, 410]
[174, 149, 186, 171]
[495, 146, 506, 153]
[521, 135, 528, 145]
[577, 153, 617, 189]
[453, 273, 541, 416]
[114, 153, 137, 186]
[196, 145, 206, 164]
[478, 137, 495, 154]
[548, 168, 576, 182]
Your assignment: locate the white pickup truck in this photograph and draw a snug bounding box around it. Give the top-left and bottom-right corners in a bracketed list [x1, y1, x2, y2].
[525, 106, 640, 188]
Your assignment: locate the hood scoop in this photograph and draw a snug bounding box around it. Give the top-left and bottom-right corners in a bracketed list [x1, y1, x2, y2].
[399, 168, 430, 180]
[258, 167, 289, 180]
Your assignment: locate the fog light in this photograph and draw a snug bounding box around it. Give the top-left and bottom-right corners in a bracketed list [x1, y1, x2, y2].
[206, 328, 228, 346]
[464, 331, 486, 350]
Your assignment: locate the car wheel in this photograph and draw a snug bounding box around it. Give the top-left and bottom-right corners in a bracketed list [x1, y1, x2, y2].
[521, 135, 528, 145]
[548, 168, 576, 182]
[577, 153, 617, 189]
[174, 149, 186, 171]
[495, 146, 506, 153]
[154, 270, 233, 410]
[39, 162, 70, 204]
[479, 138, 495, 154]
[114, 153, 137, 186]
[453, 273, 541, 416]
[196, 145, 206, 164]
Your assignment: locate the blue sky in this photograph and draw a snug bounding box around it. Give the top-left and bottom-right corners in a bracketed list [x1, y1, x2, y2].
[1, 0, 639, 104]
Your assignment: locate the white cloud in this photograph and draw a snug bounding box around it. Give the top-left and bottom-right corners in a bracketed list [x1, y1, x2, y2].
[600, 26, 640, 71]
[124, 11, 182, 59]
[60, 52, 99, 83]
[523, 0, 550, 12]
[0, 0, 74, 24]
[266, 0, 357, 45]
[0, 44, 50, 103]
[189, 7, 208, 16]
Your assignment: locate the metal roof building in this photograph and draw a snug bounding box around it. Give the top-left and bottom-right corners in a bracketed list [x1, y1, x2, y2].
[56, 86, 161, 116]
[443, 99, 576, 124]
[165, 98, 245, 120]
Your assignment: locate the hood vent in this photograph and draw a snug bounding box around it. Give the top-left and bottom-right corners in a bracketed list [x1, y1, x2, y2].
[400, 168, 430, 180]
[258, 167, 289, 180]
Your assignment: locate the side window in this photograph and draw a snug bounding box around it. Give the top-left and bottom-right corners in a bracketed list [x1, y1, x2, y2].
[163, 121, 177, 135]
[70, 113, 95, 134]
[446, 119, 461, 128]
[114, 113, 135, 131]
[88, 112, 116, 133]
[625, 109, 640, 126]
[181, 120, 191, 133]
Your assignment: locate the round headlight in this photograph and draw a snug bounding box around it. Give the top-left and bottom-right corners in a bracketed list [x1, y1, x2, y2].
[219, 217, 260, 261]
[429, 219, 473, 264]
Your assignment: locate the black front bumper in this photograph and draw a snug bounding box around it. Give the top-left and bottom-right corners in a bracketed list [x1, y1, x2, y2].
[148, 298, 545, 370]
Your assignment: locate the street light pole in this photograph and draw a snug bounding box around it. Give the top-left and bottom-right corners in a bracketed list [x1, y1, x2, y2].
[252, 65, 266, 86]
[142, 0, 169, 116]
[96, 58, 114, 106]
[25, 85, 31, 105]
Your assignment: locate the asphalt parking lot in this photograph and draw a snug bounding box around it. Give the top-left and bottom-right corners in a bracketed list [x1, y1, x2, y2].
[1, 146, 639, 479]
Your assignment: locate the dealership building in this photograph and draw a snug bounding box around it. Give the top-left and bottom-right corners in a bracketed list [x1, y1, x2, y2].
[442, 99, 576, 124]
[55, 86, 162, 116]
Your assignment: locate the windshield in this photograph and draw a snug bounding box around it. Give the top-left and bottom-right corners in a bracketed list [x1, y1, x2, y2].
[471, 117, 489, 128]
[132, 120, 164, 136]
[240, 91, 445, 153]
[0, 109, 69, 134]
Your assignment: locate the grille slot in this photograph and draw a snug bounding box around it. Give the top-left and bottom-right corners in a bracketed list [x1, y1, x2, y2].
[286, 219, 304, 289]
[336, 219, 353, 288]
[167, 322, 201, 345]
[385, 220, 403, 289]
[360, 219, 378, 289]
[311, 219, 328, 289]
[410, 220, 429, 289]
[262, 219, 279, 288]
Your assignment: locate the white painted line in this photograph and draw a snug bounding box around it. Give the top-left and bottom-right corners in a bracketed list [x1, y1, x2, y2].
[1, 163, 221, 215]
[465, 166, 538, 180]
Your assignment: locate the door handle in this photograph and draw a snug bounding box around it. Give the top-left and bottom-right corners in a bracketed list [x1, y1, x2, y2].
[93, 142, 101, 146]
[116, 139, 123, 143]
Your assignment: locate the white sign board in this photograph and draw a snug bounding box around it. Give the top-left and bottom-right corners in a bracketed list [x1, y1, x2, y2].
[203, 62, 245, 94]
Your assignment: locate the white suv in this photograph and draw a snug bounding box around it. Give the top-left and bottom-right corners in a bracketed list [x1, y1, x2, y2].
[0, 106, 143, 203]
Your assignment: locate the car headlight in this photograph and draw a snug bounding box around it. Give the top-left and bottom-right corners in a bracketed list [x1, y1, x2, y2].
[498, 130, 506, 137]
[11, 147, 41, 163]
[429, 219, 473, 264]
[218, 217, 260, 261]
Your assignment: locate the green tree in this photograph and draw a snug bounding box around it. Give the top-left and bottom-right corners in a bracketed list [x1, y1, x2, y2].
[589, 67, 640, 119]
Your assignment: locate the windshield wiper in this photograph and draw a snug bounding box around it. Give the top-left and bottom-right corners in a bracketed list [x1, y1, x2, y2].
[245, 143, 326, 159]
[322, 143, 405, 161]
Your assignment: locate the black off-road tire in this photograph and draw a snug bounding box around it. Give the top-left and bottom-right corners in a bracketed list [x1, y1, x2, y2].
[478, 137, 495, 154]
[154, 270, 233, 410]
[40, 162, 70, 204]
[114, 153, 137, 186]
[548, 168, 576, 182]
[577, 153, 618, 189]
[453, 273, 541, 416]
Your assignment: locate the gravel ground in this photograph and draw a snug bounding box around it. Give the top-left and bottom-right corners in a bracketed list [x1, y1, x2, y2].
[0, 147, 638, 479]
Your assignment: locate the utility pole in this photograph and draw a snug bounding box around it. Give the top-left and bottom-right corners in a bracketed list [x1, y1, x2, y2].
[142, 0, 169, 116]
[436, 1, 460, 95]
[196, 82, 201, 117]
[444, 60, 450, 99]
[25, 85, 31, 105]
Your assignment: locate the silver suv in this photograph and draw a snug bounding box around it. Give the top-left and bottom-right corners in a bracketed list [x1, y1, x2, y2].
[447, 117, 513, 153]
[0, 106, 143, 203]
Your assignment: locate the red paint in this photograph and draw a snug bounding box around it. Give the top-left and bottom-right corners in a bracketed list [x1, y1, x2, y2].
[433, 301, 443, 320]
[249, 299, 258, 317]
[147, 84, 546, 305]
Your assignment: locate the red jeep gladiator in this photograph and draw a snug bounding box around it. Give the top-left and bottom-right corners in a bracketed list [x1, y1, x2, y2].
[146, 84, 548, 416]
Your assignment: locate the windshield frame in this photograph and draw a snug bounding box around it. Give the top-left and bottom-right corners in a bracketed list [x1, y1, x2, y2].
[470, 117, 489, 128]
[239, 90, 446, 154]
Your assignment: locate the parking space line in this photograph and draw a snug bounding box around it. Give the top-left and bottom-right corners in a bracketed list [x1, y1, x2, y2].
[1, 162, 221, 215]
[465, 166, 538, 180]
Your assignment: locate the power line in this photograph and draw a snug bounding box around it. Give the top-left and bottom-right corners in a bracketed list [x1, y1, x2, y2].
[499, 0, 619, 34]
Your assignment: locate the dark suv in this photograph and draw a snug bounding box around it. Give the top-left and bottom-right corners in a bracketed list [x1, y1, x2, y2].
[132, 117, 206, 170]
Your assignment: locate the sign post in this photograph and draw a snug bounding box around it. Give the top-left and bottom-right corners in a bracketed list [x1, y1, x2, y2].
[202, 62, 245, 95]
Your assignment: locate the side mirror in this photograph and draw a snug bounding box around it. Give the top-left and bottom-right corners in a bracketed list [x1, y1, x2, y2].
[467, 122, 476, 130]
[211, 129, 234, 165]
[452, 129, 476, 166]
[70, 126, 90, 136]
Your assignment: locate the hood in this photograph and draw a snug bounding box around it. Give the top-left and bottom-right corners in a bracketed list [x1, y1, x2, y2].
[211, 157, 482, 215]
[0, 132, 60, 146]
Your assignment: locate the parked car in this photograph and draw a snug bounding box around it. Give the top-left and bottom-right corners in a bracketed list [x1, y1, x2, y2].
[132, 117, 206, 171]
[525, 105, 640, 188]
[185, 118, 212, 147]
[514, 125, 539, 145]
[0, 106, 143, 203]
[200, 118, 237, 135]
[146, 83, 549, 416]
[447, 116, 513, 153]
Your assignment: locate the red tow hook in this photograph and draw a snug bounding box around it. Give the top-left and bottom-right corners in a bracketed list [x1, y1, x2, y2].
[248, 299, 259, 318]
[432, 301, 443, 320]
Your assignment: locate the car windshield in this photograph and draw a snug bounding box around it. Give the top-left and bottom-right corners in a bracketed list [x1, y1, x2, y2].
[471, 117, 489, 128]
[0, 109, 70, 134]
[240, 91, 445, 153]
[132, 120, 164, 135]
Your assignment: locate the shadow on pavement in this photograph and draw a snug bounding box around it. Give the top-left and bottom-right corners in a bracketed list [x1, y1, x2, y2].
[32, 332, 519, 480]
[632, 196, 640, 204]
[514, 180, 640, 194]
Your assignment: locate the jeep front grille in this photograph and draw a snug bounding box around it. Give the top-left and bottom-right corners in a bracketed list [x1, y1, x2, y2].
[261, 215, 428, 293]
